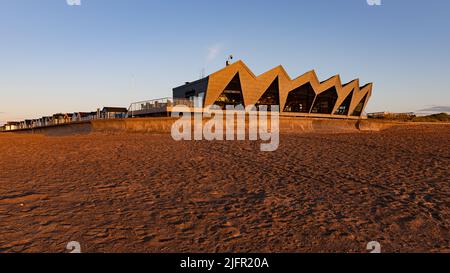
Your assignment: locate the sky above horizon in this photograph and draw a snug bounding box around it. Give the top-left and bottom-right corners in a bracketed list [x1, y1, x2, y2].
[1, 0, 449, 123]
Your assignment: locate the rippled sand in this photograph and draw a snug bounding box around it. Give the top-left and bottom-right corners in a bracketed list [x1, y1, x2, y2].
[0, 124, 448, 253]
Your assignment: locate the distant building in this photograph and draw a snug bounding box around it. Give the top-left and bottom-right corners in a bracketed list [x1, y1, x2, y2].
[5, 122, 20, 131]
[31, 119, 39, 128]
[101, 107, 128, 119]
[131, 60, 373, 118]
[19, 120, 33, 129]
[34, 118, 46, 128]
[172, 60, 373, 118]
[367, 112, 416, 119]
[52, 113, 66, 125]
[50, 113, 73, 125]
[25, 120, 33, 129]
[42, 116, 53, 127]
[63, 113, 73, 123]
[73, 112, 97, 122]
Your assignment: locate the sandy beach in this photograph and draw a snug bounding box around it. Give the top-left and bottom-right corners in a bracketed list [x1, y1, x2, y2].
[0, 124, 448, 253]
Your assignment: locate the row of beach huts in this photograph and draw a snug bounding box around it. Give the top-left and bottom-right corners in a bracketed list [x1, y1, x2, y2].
[0, 107, 128, 132]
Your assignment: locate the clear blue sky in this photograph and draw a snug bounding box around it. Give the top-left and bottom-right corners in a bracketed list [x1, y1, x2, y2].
[1, 0, 449, 123]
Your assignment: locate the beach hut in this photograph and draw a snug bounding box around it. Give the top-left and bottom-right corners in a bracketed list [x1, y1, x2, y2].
[71, 113, 78, 122]
[31, 119, 38, 128]
[41, 116, 52, 126]
[63, 113, 73, 123]
[5, 122, 20, 131]
[19, 121, 26, 129]
[91, 111, 100, 120]
[36, 117, 45, 127]
[73, 112, 94, 122]
[52, 113, 65, 125]
[24, 120, 33, 129]
[84, 112, 94, 121]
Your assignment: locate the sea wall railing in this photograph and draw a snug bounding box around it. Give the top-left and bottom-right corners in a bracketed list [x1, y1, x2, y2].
[127, 97, 195, 116]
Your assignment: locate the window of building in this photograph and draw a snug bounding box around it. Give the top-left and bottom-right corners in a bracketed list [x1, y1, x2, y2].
[334, 90, 353, 115]
[351, 94, 368, 116]
[255, 77, 280, 110]
[283, 83, 316, 113]
[214, 73, 245, 109]
[310, 87, 338, 114]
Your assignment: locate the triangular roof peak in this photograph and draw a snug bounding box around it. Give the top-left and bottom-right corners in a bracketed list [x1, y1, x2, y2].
[208, 59, 256, 78]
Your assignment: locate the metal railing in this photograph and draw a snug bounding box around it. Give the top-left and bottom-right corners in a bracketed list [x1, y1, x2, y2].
[128, 97, 196, 116]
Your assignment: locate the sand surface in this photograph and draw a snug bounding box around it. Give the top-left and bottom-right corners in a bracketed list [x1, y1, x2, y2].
[0, 124, 448, 253]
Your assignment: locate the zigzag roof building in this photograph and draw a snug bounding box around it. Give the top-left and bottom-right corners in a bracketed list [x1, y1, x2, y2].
[173, 60, 372, 119]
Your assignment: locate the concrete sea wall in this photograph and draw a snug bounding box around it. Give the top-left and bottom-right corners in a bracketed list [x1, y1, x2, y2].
[91, 117, 393, 134]
[3, 116, 407, 136]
